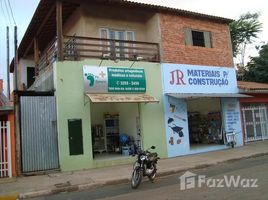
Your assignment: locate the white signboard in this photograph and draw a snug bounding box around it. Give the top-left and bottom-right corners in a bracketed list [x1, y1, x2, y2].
[161, 64, 238, 94]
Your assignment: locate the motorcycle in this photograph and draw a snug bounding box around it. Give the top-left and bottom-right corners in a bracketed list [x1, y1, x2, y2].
[130, 146, 160, 189]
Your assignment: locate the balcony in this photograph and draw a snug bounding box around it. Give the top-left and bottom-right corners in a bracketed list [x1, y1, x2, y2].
[36, 35, 160, 75]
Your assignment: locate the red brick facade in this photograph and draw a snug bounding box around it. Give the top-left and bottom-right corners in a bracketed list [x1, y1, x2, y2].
[160, 14, 234, 67]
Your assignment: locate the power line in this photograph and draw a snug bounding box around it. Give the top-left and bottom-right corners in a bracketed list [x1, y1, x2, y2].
[6, 0, 16, 25]
[3, 0, 12, 25]
[0, 0, 9, 26]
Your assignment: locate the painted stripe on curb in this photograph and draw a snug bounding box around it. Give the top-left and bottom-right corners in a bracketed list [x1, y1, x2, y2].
[0, 194, 18, 200]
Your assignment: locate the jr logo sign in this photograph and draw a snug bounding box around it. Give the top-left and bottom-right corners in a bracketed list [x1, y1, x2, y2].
[170, 70, 186, 85]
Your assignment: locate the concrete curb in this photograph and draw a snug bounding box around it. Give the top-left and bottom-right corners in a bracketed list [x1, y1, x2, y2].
[12, 151, 268, 199]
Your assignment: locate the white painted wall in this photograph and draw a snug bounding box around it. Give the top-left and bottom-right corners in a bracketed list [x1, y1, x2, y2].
[18, 58, 34, 89]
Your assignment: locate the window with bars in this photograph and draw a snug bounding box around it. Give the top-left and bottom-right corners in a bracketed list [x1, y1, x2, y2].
[184, 28, 212, 48]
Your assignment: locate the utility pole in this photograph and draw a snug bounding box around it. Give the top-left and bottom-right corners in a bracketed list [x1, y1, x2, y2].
[14, 25, 21, 175]
[6, 26, 10, 99]
[14, 26, 18, 90]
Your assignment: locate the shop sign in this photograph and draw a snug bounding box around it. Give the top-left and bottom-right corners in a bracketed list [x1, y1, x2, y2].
[83, 66, 146, 93]
[161, 64, 238, 94]
[221, 98, 243, 146]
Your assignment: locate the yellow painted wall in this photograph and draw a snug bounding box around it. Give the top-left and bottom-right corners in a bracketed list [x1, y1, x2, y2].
[63, 3, 159, 43]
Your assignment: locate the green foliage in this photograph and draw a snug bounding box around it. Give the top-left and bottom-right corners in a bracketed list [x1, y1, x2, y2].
[244, 43, 268, 83]
[230, 12, 262, 66]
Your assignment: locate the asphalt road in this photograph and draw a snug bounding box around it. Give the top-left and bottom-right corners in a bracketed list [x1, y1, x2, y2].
[30, 155, 268, 200]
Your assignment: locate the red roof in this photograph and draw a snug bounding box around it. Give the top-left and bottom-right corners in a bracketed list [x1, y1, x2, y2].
[238, 81, 268, 91]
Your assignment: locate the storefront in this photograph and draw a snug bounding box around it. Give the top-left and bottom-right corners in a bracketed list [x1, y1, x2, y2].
[83, 66, 160, 159]
[55, 61, 166, 171]
[161, 63, 246, 157]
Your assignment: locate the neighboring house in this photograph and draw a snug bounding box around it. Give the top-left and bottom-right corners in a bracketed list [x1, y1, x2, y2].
[10, 0, 243, 173]
[238, 81, 268, 142]
[0, 79, 15, 178]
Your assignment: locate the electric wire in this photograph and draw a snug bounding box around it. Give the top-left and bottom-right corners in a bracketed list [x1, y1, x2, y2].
[3, 0, 12, 25]
[6, 0, 16, 25]
[0, 0, 9, 26]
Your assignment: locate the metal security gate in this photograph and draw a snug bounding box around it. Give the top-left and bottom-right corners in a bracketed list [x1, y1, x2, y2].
[0, 121, 12, 178]
[242, 104, 268, 142]
[20, 96, 59, 173]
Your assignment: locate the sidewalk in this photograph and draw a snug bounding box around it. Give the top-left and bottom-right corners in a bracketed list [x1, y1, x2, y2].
[0, 141, 267, 199]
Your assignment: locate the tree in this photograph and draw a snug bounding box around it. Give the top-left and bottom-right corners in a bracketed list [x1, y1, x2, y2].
[230, 12, 262, 67]
[244, 43, 268, 83]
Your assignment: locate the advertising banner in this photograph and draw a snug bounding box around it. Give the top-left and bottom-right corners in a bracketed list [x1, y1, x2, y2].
[161, 64, 238, 94]
[221, 98, 243, 146]
[163, 96, 190, 157]
[83, 66, 146, 93]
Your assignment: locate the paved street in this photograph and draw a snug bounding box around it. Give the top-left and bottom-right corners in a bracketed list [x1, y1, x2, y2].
[30, 154, 268, 200]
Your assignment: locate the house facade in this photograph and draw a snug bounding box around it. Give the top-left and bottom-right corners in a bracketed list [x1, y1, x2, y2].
[11, 0, 244, 173]
[158, 11, 245, 157]
[0, 79, 15, 178]
[238, 81, 268, 142]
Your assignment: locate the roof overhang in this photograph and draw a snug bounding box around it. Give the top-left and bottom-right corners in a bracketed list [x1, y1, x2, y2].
[15, 0, 233, 63]
[166, 93, 252, 99]
[86, 93, 159, 103]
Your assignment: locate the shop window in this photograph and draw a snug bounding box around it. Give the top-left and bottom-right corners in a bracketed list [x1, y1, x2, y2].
[184, 28, 212, 48]
[68, 119, 84, 155]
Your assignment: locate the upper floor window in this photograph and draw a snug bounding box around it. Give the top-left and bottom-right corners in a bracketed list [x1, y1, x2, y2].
[100, 28, 135, 41]
[184, 28, 212, 48]
[100, 28, 135, 59]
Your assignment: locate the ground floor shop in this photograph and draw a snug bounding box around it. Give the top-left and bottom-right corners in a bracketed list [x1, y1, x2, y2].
[90, 102, 142, 159]
[55, 60, 166, 171]
[163, 95, 244, 157]
[162, 63, 245, 157]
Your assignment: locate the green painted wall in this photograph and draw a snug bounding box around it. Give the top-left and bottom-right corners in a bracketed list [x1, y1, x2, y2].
[54, 59, 167, 171]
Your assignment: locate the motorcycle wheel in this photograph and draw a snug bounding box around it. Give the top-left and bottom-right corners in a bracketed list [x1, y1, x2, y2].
[148, 164, 157, 182]
[131, 167, 142, 189]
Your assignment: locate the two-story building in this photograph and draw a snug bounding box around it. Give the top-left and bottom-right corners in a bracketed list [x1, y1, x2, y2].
[158, 5, 248, 157]
[11, 0, 246, 174]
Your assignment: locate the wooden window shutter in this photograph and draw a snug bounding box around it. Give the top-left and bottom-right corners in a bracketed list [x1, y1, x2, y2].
[204, 31, 212, 48]
[100, 28, 108, 39]
[184, 28, 193, 46]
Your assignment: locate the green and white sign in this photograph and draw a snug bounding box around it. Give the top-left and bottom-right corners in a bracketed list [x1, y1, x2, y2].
[83, 66, 146, 93]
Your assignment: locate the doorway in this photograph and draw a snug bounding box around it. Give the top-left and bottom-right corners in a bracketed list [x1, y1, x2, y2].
[187, 98, 224, 150]
[90, 102, 141, 159]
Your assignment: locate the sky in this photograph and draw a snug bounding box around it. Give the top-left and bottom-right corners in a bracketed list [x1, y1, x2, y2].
[0, 0, 267, 94]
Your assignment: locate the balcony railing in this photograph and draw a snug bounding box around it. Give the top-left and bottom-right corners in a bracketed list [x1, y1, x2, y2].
[63, 35, 160, 62]
[37, 35, 160, 75]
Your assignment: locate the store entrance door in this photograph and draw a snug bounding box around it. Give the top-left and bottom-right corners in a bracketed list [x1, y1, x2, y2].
[187, 98, 224, 152]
